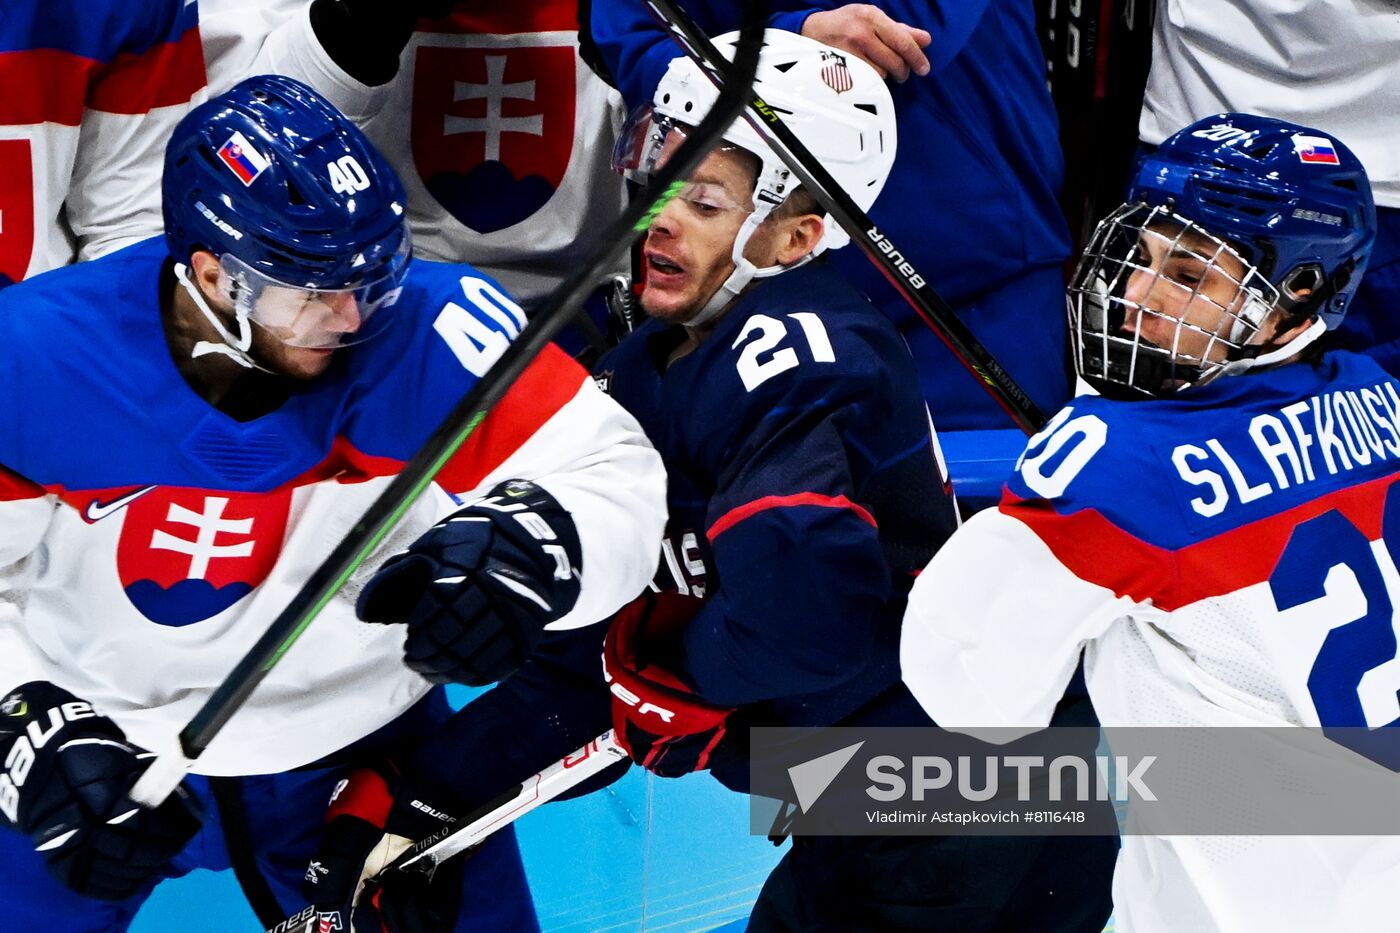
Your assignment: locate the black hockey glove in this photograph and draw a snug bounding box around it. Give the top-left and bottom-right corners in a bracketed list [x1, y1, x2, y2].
[303, 763, 465, 933]
[0, 681, 202, 900]
[357, 479, 583, 686]
[309, 0, 459, 86]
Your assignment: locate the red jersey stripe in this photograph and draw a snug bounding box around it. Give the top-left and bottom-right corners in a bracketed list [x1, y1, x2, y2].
[1001, 471, 1400, 611]
[88, 25, 205, 114]
[436, 343, 589, 494]
[0, 27, 202, 126]
[0, 49, 98, 125]
[0, 465, 45, 501]
[429, 0, 580, 35]
[707, 493, 878, 542]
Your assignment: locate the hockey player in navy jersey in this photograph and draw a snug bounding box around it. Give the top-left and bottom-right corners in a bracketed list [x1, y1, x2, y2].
[0, 75, 665, 931]
[313, 32, 1113, 931]
[902, 114, 1396, 931]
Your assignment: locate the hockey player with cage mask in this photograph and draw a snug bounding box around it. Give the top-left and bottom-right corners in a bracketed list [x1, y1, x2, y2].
[902, 114, 1396, 931]
[0, 75, 665, 931]
[320, 31, 1113, 931]
[1068, 116, 1371, 398]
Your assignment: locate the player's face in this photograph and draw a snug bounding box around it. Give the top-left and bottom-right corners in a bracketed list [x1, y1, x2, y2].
[249, 287, 362, 379]
[1119, 223, 1252, 365]
[639, 142, 758, 324]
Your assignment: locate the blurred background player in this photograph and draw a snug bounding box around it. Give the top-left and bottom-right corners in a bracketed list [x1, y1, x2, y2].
[311, 31, 1115, 932]
[1137, 0, 1400, 376]
[198, 0, 630, 321]
[902, 113, 1393, 931]
[591, 0, 1075, 431]
[0, 0, 205, 287]
[0, 75, 664, 931]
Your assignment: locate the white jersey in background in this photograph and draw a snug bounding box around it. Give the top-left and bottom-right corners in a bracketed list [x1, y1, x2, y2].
[0, 0, 206, 284]
[1139, 0, 1400, 208]
[902, 354, 1400, 932]
[200, 0, 628, 308]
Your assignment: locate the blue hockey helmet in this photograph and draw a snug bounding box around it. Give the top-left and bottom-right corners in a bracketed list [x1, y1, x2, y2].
[1068, 113, 1376, 397]
[162, 75, 411, 353]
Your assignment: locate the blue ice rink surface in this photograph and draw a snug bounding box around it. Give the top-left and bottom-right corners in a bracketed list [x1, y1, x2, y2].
[131, 766, 780, 932]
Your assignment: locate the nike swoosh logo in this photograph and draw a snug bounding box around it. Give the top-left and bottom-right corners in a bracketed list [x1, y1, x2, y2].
[83, 485, 158, 522]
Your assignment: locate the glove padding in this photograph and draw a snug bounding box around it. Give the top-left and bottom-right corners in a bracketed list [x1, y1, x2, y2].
[304, 764, 464, 933]
[602, 593, 736, 777]
[358, 479, 583, 687]
[0, 681, 202, 900]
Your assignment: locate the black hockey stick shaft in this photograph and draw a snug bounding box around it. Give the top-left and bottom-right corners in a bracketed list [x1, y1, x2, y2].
[643, 0, 1048, 435]
[129, 4, 770, 807]
[264, 733, 627, 933]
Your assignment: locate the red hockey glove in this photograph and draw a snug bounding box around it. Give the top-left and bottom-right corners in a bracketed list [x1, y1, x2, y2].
[602, 593, 735, 777]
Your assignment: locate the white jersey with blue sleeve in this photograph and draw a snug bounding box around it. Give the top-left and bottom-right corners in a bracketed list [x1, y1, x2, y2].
[902, 353, 1400, 932]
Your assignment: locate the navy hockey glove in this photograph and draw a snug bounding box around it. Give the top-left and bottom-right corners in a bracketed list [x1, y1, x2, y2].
[358, 479, 583, 687]
[602, 593, 736, 778]
[304, 763, 465, 933]
[0, 682, 202, 900]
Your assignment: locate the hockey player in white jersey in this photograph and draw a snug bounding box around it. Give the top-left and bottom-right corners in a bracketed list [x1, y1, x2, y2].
[0, 75, 664, 931]
[901, 112, 1400, 931]
[1, 0, 206, 286]
[199, 0, 629, 312]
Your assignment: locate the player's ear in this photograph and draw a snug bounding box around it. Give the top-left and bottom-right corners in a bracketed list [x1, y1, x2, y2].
[188, 250, 223, 293]
[776, 213, 824, 267]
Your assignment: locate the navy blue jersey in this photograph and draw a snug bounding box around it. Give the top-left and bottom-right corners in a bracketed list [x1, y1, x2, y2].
[599, 264, 958, 726]
[591, 0, 1074, 428]
[401, 266, 960, 805]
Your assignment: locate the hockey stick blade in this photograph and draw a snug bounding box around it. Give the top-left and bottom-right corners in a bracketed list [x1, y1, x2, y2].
[264, 733, 628, 933]
[642, 0, 1047, 435]
[128, 2, 771, 808]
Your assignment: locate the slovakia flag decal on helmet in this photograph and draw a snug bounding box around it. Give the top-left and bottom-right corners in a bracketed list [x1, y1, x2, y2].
[1293, 134, 1341, 165]
[217, 131, 271, 185]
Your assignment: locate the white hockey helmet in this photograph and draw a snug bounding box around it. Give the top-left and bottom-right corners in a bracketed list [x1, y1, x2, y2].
[614, 30, 896, 324]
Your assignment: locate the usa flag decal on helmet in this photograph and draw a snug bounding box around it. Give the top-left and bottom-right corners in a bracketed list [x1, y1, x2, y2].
[820, 51, 853, 93]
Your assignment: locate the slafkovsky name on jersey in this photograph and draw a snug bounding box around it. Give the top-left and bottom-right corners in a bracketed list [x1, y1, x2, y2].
[1174, 379, 1400, 516]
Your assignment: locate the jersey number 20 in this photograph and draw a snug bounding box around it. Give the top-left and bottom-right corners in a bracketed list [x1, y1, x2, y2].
[1270, 483, 1400, 762]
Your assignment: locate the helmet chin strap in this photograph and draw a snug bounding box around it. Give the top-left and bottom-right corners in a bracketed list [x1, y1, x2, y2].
[1208, 316, 1329, 384]
[173, 262, 270, 372]
[684, 202, 814, 331]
